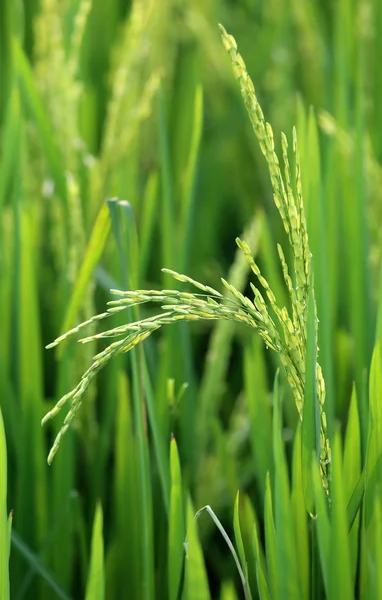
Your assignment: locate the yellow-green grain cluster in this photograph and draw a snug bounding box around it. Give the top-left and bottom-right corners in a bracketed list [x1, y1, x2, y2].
[219, 25, 330, 490]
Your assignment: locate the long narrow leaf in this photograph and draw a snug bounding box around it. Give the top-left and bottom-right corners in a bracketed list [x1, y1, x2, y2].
[0, 407, 10, 600]
[85, 503, 105, 600]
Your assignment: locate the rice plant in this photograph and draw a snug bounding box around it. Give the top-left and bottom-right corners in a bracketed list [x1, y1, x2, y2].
[3, 1, 382, 598]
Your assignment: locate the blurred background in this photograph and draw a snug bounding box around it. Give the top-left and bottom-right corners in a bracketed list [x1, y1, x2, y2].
[1, 0, 381, 598]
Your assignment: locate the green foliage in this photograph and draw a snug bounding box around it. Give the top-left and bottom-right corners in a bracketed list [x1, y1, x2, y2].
[85, 503, 104, 600]
[0, 407, 11, 600]
[2, 0, 382, 598]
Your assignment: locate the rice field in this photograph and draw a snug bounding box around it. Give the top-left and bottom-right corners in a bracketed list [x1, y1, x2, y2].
[1, 1, 382, 598]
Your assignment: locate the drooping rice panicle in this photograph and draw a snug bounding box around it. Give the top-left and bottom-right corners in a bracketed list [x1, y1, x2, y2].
[219, 24, 330, 492]
[43, 25, 331, 496]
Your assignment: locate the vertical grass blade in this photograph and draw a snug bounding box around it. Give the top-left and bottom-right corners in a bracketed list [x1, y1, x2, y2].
[0, 84, 20, 214]
[85, 502, 105, 600]
[291, 427, 309, 599]
[220, 580, 239, 600]
[10, 531, 71, 600]
[110, 371, 140, 598]
[273, 372, 300, 599]
[252, 518, 270, 600]
[168, 436, 186, 600]
[297, 103, 334, 436]
[244, 336, 273, 503]
[58, 201, 111, 351]
[264, 473, 277, 600]
[0, 406, 10, 600]
[183, 497, 211, 600]
[179, 83, 203, 272]
[233, 492, 253, 600]
[302, 287, 321, 514]
[375, 498, 382, 599]
[138, 172, 159, 280]
[343, 385, 361, 581]
[329, 433, 353, 599]
[365, 342, 382, 524]
[312, 456, 330, 597]
[12, 38, 67, 205]
[107, 198, 155, 600]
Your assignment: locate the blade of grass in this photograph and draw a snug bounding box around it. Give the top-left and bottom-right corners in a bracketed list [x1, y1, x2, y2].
[273, 372, 301, 599]
[264, 472, 277, 600]
[220, 580, 239, 600]
[57, 201, 111, 356]
[179, 82, 203, 273]
[14, 209, 47, 595]
[0, 83, 20, 214]
[312, 455, 330, 596]
[11, 532, 70, 600]
[183, 497, 211, 600]
[0, 406, 10, 600]
[194, 504, 250, 600]
[365, 342, 382, 524]
[168, 436, 186, 600]
[111, 371, 140, 598]
[252, 518, 270, 600]
[297, 103, 334, 437]
[291, 427, 309, 600]
[12, 38, 67, 206]
[301, 286, 321, 514]
[142, 358, 170, 514]
[85, 502, 105, 600]
[375, 498, 382, 599]
[244, 335, 273, 504]
[138, 172, 159, 280]
[343, 385, 361, 581]
[233, 492, 253, 600]
[347, 468, 365, 532]
[329, 433, 353, 599]
[107, 198, 155, 600]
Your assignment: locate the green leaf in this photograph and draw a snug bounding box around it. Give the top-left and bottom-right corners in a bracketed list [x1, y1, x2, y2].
[347, 469, 365, 532]
[312, 456, 330, 596]
[233, 492, 253, 600]
[301, 286, 320, 514]
[244, 333, 273, 500]
[169, 437, 186, 600]
[112, 371, 141, 597]
[343, 385, 361, 582]
[10, 531, 70, 600]
[108, 199, 155, 600]
[0, 83, 20, 214]
[233, 492, 246, 575]
[291, 426, 309, 599]
[374, 498, 382, 599]
[273, 372, 301, 599]
[252, 519, 270, 600]
[365, 342, 382, 523]
[0, 406, 10, 600]
[264, 473, 277, 599]
[329, 433, 352, 599]
[183, 498, 211, 600]
[12, 38, 67, 205]
[85, 502, 105, 600]
[57, 201, 111, 354]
